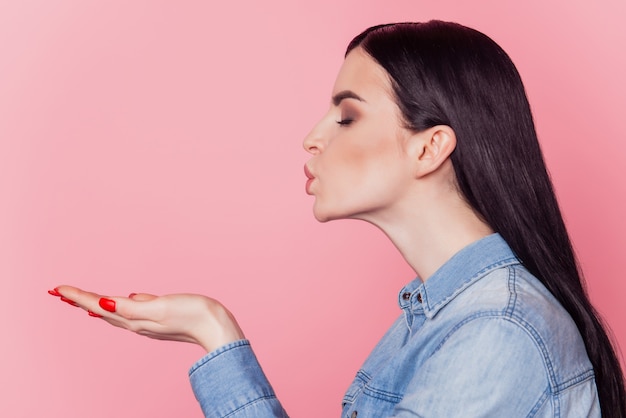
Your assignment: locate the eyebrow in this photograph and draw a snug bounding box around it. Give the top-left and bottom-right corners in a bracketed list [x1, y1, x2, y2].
[332, 90, 365, 106]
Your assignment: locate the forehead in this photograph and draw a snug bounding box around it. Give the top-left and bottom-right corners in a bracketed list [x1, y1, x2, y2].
[332, 48, 394, 101]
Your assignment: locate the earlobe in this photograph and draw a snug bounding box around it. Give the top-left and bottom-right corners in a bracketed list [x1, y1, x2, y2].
[411, 125, 457, 178]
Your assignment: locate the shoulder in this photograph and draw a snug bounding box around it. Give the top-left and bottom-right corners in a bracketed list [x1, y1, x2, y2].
[400, 312, 599, 416]
[441, 264, 595, 392]
[404, 268, 598, 415]
[405, 315, 551, 415]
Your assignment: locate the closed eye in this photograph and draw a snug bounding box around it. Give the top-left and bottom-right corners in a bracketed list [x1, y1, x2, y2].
[337, 118, 354, 126]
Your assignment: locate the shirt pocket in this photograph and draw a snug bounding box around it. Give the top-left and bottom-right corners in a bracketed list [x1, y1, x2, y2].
[342, 370, 369, 408]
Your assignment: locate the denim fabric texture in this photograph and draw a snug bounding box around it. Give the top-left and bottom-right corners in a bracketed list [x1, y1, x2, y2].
[189, 234, 599, 417]
[189, 340, 288, 418]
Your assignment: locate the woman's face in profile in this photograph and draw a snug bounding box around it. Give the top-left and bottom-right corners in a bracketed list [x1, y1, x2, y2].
[303, 48, 416, 224]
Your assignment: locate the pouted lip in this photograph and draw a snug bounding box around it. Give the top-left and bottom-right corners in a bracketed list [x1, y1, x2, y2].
[304, 164, 315, 195]
[304, 164, 314, 179]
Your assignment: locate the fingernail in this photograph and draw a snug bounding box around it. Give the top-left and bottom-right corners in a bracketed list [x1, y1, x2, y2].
[88, 311, 103, 318]
[99, 297, 116, 312]
[60, 296, 79, 307]
[128, 293, 137, 298]
[48, 288, 62, 297]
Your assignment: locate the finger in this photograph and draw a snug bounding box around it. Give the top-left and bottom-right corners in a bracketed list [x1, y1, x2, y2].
[110, 295, 165, 322]
[53, 285, 102, 310]
[51, 286, 174, 339]
[53, 287, 160, 323]
[53, 286, 123, 322]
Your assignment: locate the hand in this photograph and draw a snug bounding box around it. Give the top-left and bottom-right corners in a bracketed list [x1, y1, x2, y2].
[49, 285, 245, 353]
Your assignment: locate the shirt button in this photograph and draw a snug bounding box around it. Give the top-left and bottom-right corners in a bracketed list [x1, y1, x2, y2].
[351, 411, 358, 418]
[402, 292, 411, 301]
[417, 292, 423, 303]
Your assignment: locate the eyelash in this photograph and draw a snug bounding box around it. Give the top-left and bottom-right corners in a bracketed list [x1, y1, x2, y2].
[337, 118, 354, 126]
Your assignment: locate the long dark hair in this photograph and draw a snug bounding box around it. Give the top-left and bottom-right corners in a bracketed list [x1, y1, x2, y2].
[347, 21, 625, 416]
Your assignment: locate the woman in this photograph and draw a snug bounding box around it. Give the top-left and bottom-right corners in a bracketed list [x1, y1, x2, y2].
[50, 21, 626, 417]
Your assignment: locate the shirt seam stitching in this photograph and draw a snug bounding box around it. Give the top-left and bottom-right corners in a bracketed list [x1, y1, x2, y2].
[430, 313, 565, 392]
[425, 256, 519, 316]
[188, 340, 251, 376]
[221, 395, 281, 418]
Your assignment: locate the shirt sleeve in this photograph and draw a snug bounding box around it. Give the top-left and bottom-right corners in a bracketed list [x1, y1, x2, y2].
[188, 340, 289, 418]
[392, 317, 550, 417]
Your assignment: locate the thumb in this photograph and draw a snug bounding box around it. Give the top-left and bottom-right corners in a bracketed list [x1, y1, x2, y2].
[128, 292, 157, 302]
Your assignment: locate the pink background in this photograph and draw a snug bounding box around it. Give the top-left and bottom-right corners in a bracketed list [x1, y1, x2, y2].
[1, 1, 624, 417]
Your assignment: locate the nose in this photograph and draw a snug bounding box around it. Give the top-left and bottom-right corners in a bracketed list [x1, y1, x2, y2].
[303, 121, 325, 155]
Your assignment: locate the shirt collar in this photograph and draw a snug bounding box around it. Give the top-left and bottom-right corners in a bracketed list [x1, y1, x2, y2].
[398, 233, 520, 319]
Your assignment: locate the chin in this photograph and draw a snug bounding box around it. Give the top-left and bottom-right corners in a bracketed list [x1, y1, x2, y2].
[312, 204, 353, 223]
[312, 202, 335, 223]
[312, 210, 332, 223]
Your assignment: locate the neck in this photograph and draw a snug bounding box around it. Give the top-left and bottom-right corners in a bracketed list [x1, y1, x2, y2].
[362, 189, 493, 281]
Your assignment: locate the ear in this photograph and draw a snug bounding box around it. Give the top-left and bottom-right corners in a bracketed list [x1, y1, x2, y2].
[407, 125, 457, 178]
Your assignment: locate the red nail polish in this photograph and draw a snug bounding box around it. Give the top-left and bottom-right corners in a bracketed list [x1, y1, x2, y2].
[88, 311, 103, 318]
[60, 296, 79, 307]
[48, 288, 62, 297]
[99, 297, 116, 312]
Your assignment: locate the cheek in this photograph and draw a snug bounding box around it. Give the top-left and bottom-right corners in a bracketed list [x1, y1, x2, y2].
[317, 118, 407, 190]
[324, 143, 375, 188]
[336, 125, 402, 173]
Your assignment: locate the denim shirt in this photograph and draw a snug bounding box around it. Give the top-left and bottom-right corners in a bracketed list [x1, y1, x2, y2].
[189, 234, 599, 417]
